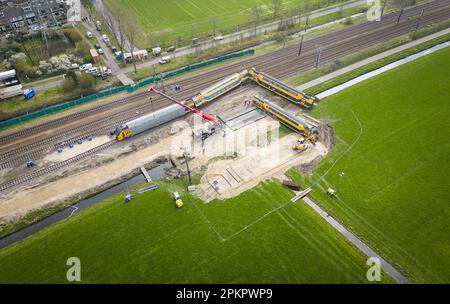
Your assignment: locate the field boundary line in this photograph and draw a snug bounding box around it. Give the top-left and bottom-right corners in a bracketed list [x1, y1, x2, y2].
[190, 199, 226, 241]
[301, 196, 411, 284]
[224, 201, 291, 241]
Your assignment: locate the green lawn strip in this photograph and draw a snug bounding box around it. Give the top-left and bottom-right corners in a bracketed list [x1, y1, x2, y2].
[287, 47, 450, 283]
[0, 177, 394, 283]
[285, 19, 450, 89]
[0, 76, 119, 122]
[304, 33, 450, 95]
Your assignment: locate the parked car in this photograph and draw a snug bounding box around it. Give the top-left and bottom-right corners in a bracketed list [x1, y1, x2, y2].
[158, 56, 171, 64]
[71, 63, 79, 69]
[87, 31, 93, 39]
[87, 67, 99, 75]
[167, 46, 176, 52]
[79, 63, 93, 71]
[101, 67, 112, 75]
[110, 46, 117, 53]
[94, 43, 101, 49]
[96, 21, 102, 31]
[213, 35, 224, 41]
[98, 48, 104, 55]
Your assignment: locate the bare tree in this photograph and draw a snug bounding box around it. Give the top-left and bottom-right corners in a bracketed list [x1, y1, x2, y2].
[123, 12, 139, 73]
[270, 0, 284, 19]
[209, 15, 219, 36]
[381, 0, 388, 17]
[190, 22, 199, 41]
[250, 2, 263, 37]
[104, 7, 127, 53]
[396, 0, 406, 24]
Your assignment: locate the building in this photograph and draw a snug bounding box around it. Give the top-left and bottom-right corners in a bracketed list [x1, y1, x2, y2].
[0, 69, 22, 99]
[0, 0, 68, 35]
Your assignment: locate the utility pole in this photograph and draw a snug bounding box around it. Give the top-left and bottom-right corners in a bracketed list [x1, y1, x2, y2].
[397, 7, 405, 24]
[160, 72, 166, 93]
[298, 34, 304, 56]
[315, 45, 322, 69]
[152, 64, 158, 88]
[304, 15, 310, 32]
[415, 9, 424, 31]
[184, 152, 192, 186]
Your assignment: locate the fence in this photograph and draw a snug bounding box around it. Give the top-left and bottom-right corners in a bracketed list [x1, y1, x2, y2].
[0, 49, 255, 130]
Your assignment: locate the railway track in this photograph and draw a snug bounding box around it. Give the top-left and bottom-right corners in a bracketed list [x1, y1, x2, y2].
[1, 0, 447, 147]
[0, 141, 116, 192]
[0, 0, 449, 192]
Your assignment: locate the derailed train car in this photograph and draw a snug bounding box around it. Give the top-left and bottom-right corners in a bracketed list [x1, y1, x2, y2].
[248, 68, 318, 109]
[252, 95, 319, 140]
[185, 69, 248, 108]
[116, 104, 186, 141]
[115, 68, 318, 141]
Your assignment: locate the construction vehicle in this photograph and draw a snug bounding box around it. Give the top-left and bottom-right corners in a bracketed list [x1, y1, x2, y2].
[173, 191, 184, 208]
[292, 138, 309, 153]
[326, 188, 336, 198]
[177, 147, 189, 160]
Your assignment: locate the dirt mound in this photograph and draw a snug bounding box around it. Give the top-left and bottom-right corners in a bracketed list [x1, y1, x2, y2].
[319, 121, 335, 150]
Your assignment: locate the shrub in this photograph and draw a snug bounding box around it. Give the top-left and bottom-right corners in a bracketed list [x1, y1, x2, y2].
[63, 28, 82, 44]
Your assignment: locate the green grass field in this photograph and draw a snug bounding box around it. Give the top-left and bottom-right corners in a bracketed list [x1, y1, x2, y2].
[288, 46, 450, 283]
[104, 0, 325, 47]
[0, 178, 393, 283]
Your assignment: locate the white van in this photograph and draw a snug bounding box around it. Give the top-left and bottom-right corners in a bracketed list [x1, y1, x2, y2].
[152, 47, 162, 56]
[79, 63, 93, 71]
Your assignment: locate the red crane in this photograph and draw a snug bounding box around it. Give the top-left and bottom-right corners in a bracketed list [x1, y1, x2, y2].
[148, 87, 219, 124]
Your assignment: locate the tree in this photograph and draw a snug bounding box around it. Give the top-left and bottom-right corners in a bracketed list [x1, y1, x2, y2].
[250, 2, 263, 37]
[77, 73, 97, 92]
[270, 0, 284, 19]
[190, 22, 199, 41]
[105, 7, 127, 53]
[123, 11, 139, 74]
[209, 15, 219, 36]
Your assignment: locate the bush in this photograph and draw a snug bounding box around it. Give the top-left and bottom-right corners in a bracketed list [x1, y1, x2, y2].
[342, 18, 353, 26]
[63, 28, 82, 44]
[0, 41, 22, 60]
[62, 77, 77, 92]
[77, 73, 97, 92]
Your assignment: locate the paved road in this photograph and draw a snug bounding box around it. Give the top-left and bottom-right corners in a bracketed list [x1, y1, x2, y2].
[301, 196, 412, 284]
[25, 0, 367, 89]
[79, 5, 134, 85]
[105, 0, 367, 74]
[91, 0, 135, 52]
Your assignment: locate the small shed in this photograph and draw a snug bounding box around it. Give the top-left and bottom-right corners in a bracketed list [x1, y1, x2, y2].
[90, 49, 100, 63]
